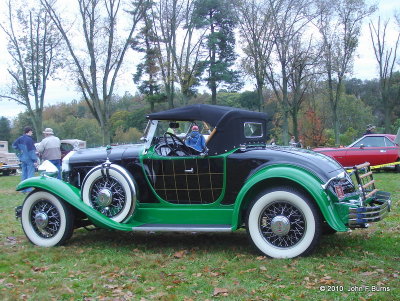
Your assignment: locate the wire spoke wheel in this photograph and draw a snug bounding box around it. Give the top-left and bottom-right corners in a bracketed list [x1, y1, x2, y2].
[21, 191, 74, 247]
[82, 164, 136, 223]
[90, 176, 126, 218]
[30, 199, 61, 238]
[259, 202, 306, 248]
[247, 187, 321, 258]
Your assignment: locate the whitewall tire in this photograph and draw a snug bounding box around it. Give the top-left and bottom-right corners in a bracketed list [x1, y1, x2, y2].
[247, 187, 321, 258]
[81, 164, 136, 223]
[21, 191, 74, 247]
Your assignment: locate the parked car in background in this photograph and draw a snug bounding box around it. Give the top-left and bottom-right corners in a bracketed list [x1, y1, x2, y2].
[60, 139, 86, 159]
[15, 105, 391, 258]
[0, 141, 20, 176]
[35, 139, 86, 164]
[314, 134, 400, 171]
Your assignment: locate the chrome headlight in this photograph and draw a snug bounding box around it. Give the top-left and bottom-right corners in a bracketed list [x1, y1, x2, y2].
[38, 160, 59, 178]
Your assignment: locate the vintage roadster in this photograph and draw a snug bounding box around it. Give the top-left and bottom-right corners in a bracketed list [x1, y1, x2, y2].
[15, 104, 391, 258]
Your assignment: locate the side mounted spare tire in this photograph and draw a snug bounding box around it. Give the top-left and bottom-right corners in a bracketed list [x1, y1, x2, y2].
[81, 163, 137, 223]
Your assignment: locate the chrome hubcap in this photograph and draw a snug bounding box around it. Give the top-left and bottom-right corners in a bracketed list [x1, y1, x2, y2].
[98, 189, 113, 207]
[270, 216, 290, 236]
[90, 176, 126, 218]
[259, 201, 306, 248]
[31, 200, 61, 238]
[34, 212, 49, 230]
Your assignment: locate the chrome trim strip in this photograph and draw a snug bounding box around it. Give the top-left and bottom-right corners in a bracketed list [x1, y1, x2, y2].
[132, 224, 232, 232]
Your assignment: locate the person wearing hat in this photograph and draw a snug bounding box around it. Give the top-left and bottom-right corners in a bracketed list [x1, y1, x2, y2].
[37, 128, 62, 179]
[12, 126, 38, 189]
[185, 125, 206, 153]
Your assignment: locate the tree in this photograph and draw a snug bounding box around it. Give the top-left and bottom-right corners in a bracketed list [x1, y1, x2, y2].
[236, 0, 274, 112]
[314, 0, 375, 145]
[0, 0, 63, 136]
[133, 2, 162, 111]
[149, 0, 178, 109]
[287, 34, 320, 140]
[0, 117, 12, 142]
[264, 0, 311, 144]
[369, 17, 400, 133]
[41, 0, 148, 144]
[171, 0, 206, 105]
[193, 0, 242, 104]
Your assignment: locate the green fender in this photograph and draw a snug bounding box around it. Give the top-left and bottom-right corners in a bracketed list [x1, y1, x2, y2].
[231, 165, 348, 232]
[16, 176, 133, 231]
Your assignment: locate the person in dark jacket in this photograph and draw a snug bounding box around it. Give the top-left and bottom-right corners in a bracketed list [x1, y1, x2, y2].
[12, 126, 38, 186]
[185, 125, 206, 152]
[364, 124, 376, 135]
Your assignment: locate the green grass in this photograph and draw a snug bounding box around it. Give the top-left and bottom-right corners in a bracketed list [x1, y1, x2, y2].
[1, 173, 399, 300]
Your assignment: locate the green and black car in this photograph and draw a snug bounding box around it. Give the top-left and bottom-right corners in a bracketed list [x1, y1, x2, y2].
[15, 104, 391, 258]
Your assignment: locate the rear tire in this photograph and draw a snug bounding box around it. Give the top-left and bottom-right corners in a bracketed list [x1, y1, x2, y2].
[322, 222, 337, 235]
[246, 186, 322, 258]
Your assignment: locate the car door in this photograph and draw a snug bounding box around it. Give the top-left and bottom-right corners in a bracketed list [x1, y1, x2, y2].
[345, 136, 394, 166]
[143, 154, 224, 205]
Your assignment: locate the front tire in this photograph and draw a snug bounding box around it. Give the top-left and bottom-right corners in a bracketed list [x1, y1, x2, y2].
[395, 160, 400, 173]
[21, 191, 74, 247]
[246, 187, 322, 258]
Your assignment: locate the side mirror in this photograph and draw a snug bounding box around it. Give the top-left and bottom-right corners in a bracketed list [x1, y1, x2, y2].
[38, 160, 59, 178]
[359, 144, 365, 149]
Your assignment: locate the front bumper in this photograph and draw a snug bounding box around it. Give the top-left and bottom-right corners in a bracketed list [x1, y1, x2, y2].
[348, 191, 391, 228]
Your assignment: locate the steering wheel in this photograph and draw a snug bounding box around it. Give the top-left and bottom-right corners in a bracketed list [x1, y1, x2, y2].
[162, 132, 191, 156]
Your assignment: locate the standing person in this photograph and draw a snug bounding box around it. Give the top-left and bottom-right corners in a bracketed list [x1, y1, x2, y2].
[269, 137, 276, 145]
[364, 124, 376, 135]
[185, 125, 206, 152]
[12, 126, 38, 187]
[37, 128, 62, 179]
[297, 139, 304, 148]
[289, 136, 297, 147]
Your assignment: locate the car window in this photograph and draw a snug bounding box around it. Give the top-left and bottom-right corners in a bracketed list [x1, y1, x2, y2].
[61, 143, 74, 152]
[384, 137, 395, 147]
[154, 120, 212, 139]
[353, 136, 385, 147]
[244, 122, 263, 138]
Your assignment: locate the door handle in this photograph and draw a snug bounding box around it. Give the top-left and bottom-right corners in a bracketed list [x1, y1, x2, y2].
[184, 168, 194, 174]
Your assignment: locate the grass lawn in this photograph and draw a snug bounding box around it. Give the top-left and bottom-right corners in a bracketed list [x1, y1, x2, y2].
[0, 172, 399, 300]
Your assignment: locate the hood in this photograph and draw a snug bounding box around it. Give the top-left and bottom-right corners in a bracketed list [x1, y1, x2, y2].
[69, 144, 144, 165]
[313, 146, 344, 152]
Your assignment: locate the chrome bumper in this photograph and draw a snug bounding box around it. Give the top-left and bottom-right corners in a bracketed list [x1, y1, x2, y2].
[348, 191, 391, 228]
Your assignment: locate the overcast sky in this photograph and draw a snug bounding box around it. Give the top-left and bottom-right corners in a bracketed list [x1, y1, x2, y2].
[0, 0, 398, 119]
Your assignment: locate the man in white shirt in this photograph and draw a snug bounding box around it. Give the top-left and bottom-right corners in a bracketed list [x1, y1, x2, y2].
[37, 128, 62, 179]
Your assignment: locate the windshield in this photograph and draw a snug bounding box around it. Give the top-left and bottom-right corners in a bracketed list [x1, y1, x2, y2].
[142, 120, 213, 150]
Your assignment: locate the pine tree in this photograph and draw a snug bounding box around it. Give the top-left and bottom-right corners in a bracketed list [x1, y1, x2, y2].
[192, 0, 242, 104]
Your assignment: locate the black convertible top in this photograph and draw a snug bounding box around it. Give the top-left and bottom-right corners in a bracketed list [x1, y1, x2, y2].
[147, 104, 266, 128]
[147, 104, 268, 155]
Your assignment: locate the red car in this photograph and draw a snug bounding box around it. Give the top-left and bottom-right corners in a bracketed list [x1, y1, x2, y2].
[314, 134, 400, 171]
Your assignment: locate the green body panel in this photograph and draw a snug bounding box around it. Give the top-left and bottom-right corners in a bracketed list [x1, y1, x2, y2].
[231, 165, 349, 232]
[16, 177, 133, 231]
[139, 147, 234, 205]
[17, 176, 234, 229]
[129, 205, 233, 225]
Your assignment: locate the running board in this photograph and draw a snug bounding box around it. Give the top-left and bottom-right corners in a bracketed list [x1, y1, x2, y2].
[132, 224, 232, 232]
